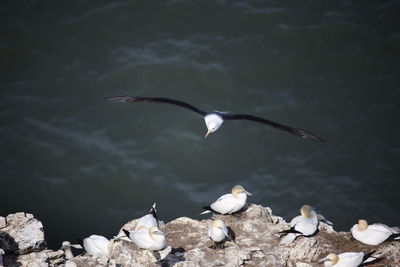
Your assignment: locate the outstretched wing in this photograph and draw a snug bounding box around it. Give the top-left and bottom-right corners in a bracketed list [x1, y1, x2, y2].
[105, 96, 207, 116]
[222, 113, 324, 141]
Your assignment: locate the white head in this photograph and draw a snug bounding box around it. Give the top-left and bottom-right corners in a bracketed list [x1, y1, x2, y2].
[204, 113, 224, 138]
[318, 253, 339, 266]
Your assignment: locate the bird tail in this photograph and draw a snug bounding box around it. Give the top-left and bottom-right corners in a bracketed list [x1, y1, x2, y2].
[149, 203, 158, 220]
[200, 206, 214, 215]
[363, 251, 381, 264]
[279, 233, 298, 245]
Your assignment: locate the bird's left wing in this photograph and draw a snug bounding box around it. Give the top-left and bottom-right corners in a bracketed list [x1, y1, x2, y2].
[223, 113, 324, 141]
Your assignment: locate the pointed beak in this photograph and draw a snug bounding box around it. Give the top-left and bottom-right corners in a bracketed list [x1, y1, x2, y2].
[205, 129, 211, 138]
[318, 257, 328, 263]
[245, 190, 252, 196]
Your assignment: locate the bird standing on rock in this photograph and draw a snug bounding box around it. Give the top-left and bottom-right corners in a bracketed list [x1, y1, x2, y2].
[105, 96, 324, 141]
[207, 219, 234, 249]
[200, 185, 252, 215]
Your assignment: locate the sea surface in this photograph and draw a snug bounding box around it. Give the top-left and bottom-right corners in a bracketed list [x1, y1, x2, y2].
[1, 0, 399, 249]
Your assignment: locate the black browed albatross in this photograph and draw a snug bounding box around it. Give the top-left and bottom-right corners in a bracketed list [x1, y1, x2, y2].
[105, 96, 324, 141]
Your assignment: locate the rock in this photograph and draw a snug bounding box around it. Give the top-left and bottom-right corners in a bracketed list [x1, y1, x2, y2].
[1, 249, 64, 267]
[1, 205, 400, 266]
[0, 212, 46, 254]
[0, 249, 4, 267]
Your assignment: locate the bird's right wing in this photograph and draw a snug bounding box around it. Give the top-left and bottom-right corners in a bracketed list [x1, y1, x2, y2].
[105, 96, 207, 116]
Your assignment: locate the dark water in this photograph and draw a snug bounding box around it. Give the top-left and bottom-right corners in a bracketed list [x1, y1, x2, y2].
[1, 0, 400, 249]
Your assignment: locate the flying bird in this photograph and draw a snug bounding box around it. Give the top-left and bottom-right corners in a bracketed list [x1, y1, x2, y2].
[105, 96, 324, 141]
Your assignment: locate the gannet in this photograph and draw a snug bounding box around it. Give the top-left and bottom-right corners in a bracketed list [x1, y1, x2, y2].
[61, 241, 83, 259]
[123, 226, 167, 251]
[82, 235, 110, 257]
[105, 96, 324, 141]
[318, 251, 379, 267]
[351, 219, 400, 245]
[200, 185, 252, 215]
[208, 219, 234, 249]
[279, 204, 319, 244]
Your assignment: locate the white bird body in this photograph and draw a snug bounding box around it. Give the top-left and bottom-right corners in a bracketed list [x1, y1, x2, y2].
[319, 252, 378, 267]
[351, 219, 400, 245]
[201, 185, 252, 215]
[135, 203, 158, 230]
[204, 113, 224, 137]
[279, 205, 319, 245]
[83, 235, 110, 257]
[208, 220, 229, 243]
[61, 241, 83, 259]
[124, 226, 166, 251]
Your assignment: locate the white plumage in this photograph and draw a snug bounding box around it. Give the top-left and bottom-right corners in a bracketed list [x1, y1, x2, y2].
[319, 252, 378, 267]
[208, 219, 229, 243]
[135, 203, 158, 230]
[351, 219, 400, 245]
[124, 226, 167, 251]
[200, 185, 252, 215]
[82, 235, 110, 257]
[279, 205, 319, 245]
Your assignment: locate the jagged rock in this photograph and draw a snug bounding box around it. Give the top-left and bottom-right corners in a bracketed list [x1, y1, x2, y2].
[1, 205, 400, 266]
[0, 212, 46, 254]
[1, 249, 64, 267]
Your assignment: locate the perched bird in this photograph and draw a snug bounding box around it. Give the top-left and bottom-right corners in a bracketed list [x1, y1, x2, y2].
[61, 241, 83, 259]
[105, 96, 324, 141]
[82, 235, 110, 257]
[208, 219, 234, 249]
[279, 205, 319, 245]
[123, 226, 167, 251]
[135, 203, 158, 230]
[200, 185, 252, 215]
[318, 251, 379, 267]
[351, 219, 400, 245]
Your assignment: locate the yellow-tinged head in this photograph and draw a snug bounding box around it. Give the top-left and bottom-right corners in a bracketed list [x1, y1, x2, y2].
[358, 219, 368, 231]
[300, 204, 315, 218]
[231, 185, 252, 197]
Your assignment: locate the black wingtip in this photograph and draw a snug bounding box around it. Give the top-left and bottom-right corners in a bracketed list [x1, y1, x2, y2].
[122, 229, 130, 238]
[76, 238, 83, 246]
